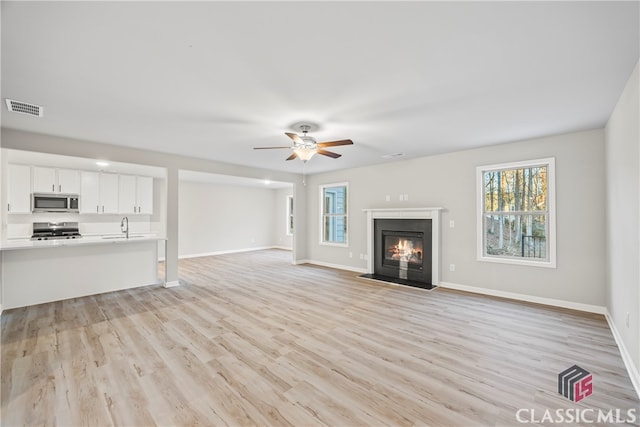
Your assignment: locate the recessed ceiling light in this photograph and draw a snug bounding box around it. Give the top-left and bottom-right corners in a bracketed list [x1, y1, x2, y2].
[96, 161, 109, 167]
[264, 180, 271, 185]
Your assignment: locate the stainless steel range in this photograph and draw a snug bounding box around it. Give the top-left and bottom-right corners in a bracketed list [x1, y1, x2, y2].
[31, 222, 82, 240]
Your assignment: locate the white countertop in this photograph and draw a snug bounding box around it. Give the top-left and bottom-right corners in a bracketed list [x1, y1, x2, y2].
[0, 234, 166, 251]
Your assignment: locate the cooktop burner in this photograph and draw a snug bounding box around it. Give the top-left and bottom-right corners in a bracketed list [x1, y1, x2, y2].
[31, 222, 82, 241]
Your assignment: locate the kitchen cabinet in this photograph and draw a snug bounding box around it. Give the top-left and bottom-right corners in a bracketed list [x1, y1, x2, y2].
[80, 171, 119, 214]
[32, 167, 80, 194]
[7, 164, 31, 214]
[119, 175, 153, 214]
[1, 237, 163, 310]
[136, 176, 153, 214]
[118, 175, 136, 214]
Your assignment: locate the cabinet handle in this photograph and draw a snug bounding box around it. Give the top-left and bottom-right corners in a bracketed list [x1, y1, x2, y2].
[58, 184, 61, 192]
[7, 203, 10, 212]
[97, 205, 99, 213]
[102, 206, 104, 213]
[52, 184, 55, 192]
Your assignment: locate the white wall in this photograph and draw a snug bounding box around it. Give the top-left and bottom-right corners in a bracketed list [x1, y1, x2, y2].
[306, 128, 606, 307]
[178, 180, 280, 257]
[605, 61, 640, 371]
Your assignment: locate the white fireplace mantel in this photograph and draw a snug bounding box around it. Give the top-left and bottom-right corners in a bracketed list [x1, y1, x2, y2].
[363, 207, 443, 286]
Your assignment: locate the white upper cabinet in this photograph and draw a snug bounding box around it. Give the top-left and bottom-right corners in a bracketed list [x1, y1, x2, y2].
[32, 167, 56, 193]
[32, 167, 80, 194]
[57, 169, 80, 194]
[10, 163, 154, 216]
[80, 171, 119, 214]
[80, 171, 100, 213]
[118, 175, 137, 214]
[100, 173, 119, 214]
[7, 164, 31, 214]
[136, 176, 154, 214]
[118, 175, 154, 214]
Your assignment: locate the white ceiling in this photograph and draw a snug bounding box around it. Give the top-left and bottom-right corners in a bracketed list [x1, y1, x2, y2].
[2, 1, 638, 176]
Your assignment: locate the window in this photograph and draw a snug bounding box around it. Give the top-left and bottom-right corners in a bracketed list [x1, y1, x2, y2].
[286, 195, 294, 236]
[477, 158, 556, 268]
[320, 183, 348, 246]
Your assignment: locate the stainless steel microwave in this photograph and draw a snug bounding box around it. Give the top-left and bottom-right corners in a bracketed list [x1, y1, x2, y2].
[32, 193, 80, 213]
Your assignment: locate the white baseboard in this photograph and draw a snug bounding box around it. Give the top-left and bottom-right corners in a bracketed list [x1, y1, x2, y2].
[296, 259, 368, 274]
[438, 281, 607, 314]
[179, 246, 279, 260]
[163, 280, 180, 288]
[158, 246, 291, 263]
[605, 310, 640, 399]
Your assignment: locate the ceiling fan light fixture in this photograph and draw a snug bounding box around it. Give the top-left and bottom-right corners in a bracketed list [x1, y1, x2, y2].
[294, 146, 317, 162]
[253, 122, 352, 162]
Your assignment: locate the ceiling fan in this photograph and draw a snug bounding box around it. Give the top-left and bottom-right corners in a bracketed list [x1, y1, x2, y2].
[254, 123, 353, 162]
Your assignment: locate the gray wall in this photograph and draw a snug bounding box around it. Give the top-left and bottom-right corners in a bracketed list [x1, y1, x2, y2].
[606, 61, 639, 369]
[306, 128, 606, 307]
[178, 180, 279, 257]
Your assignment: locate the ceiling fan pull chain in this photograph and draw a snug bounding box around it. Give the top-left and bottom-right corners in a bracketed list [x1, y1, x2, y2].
[302, 161, 307, 186]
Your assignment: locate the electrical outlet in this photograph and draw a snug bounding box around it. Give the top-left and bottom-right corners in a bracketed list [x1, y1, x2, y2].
[349, 252, 353, 258]
[404, 194, 409, 201]
[626, 312, 630, 327]
[449, 263, 456, 272]
[385, 195, 390, 202]
[449, 220, 455, 228]
[359, 253, 364, 260]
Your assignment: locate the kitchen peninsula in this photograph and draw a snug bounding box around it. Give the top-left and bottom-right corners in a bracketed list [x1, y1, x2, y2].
[0, 235, 165, 310]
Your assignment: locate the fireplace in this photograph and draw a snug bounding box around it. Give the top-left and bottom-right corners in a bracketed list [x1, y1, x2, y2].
[373, 219, 432, 287]
[362, 208, 442, 290]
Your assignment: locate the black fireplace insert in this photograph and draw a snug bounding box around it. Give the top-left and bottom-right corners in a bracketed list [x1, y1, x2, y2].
[369, 218, 433, 289]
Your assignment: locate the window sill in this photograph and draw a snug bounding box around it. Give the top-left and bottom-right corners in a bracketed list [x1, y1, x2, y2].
[478, 255, 556, 269]
[320, 241, 349, 248]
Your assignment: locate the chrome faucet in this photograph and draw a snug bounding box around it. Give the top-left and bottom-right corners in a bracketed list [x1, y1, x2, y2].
[120, 216, 129, 239]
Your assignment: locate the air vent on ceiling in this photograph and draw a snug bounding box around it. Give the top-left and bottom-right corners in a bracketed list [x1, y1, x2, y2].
[382, 152, 405, 159]
[5, 99, 43, 117]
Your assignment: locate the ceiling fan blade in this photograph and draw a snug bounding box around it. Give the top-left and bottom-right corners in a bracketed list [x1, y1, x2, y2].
[286, 152, 298, 161]
[285, 132, 305, 145]
[317, 139, 353, 148]
[317, 149, 342, 159]
[253, 146, 292, 149]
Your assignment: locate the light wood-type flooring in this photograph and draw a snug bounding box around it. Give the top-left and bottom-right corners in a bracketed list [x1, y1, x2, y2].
[2, 249, 638, 426]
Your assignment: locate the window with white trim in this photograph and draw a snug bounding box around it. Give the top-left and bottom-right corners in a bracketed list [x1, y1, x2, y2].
[286, 195, 294, 236]
[477, 158, 556, 268]
[320, 183, 348, 246]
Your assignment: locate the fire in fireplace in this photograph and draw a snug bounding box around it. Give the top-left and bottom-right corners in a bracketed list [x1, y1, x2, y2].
[384, 233, 424, 266]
